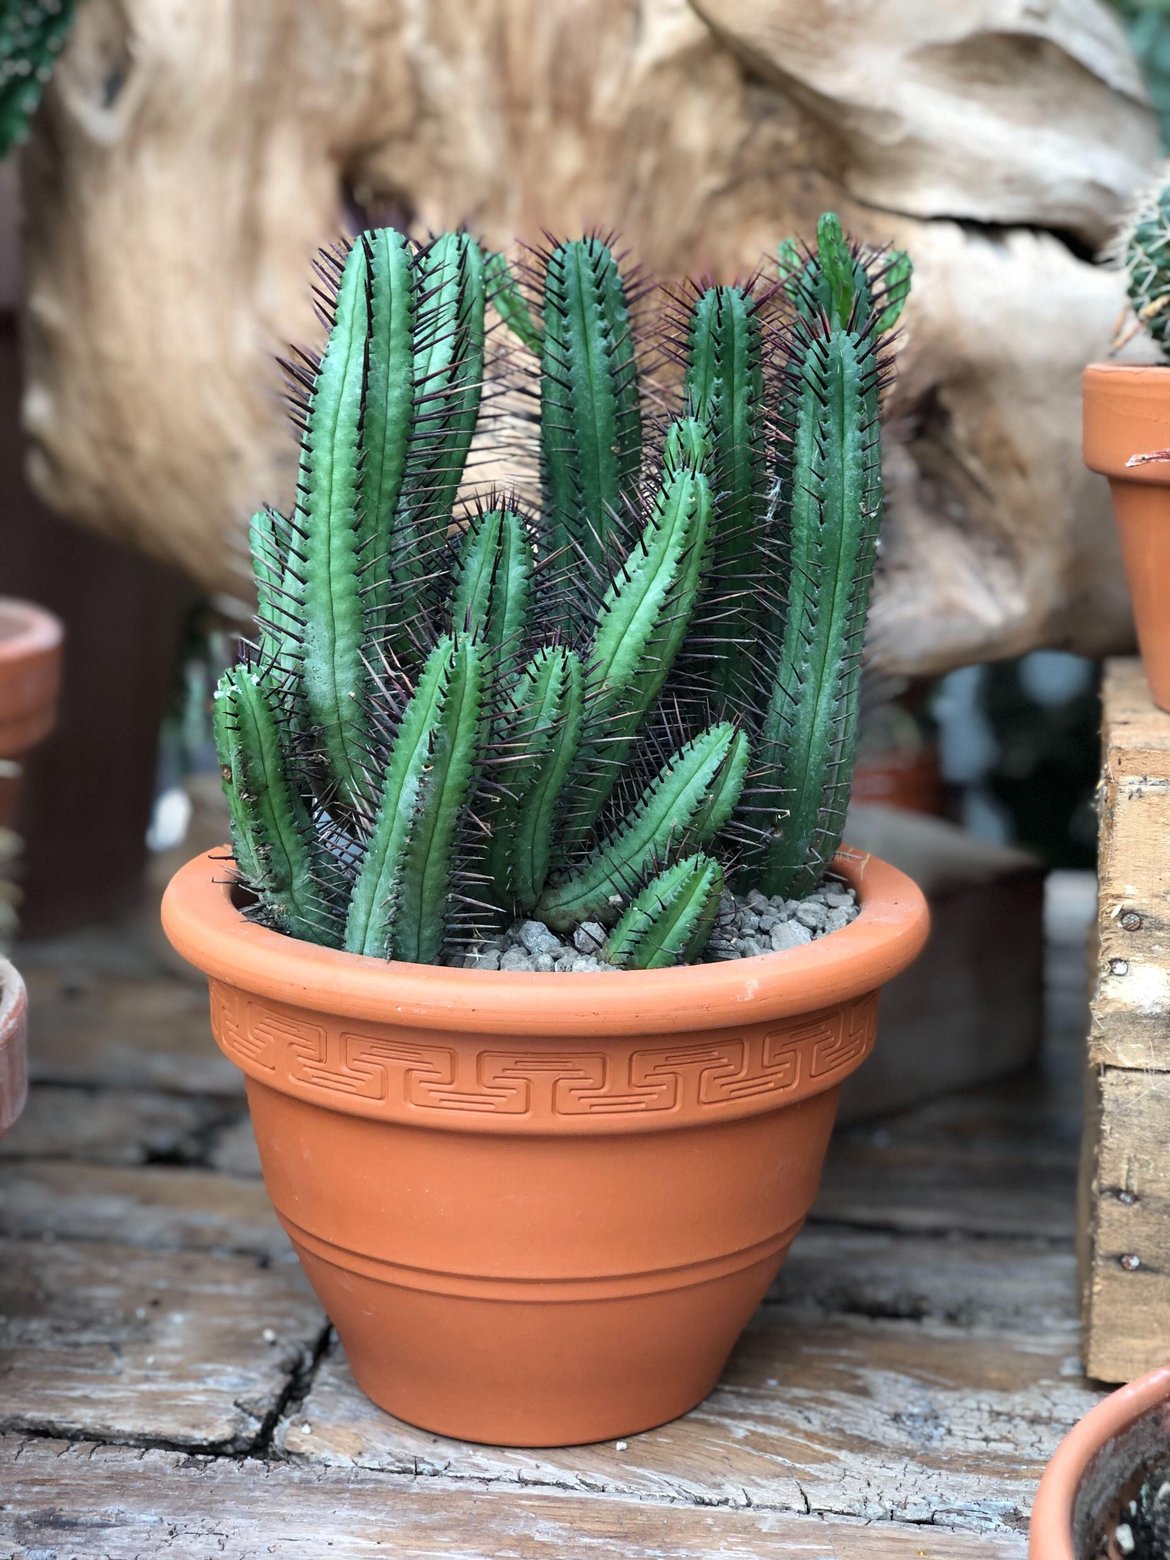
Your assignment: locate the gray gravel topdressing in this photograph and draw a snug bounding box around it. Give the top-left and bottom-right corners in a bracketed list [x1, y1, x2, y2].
[445, 879, 859, 971]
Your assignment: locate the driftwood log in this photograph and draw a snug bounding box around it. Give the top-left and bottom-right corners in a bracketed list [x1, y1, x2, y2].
[18, 0, 1162, 675]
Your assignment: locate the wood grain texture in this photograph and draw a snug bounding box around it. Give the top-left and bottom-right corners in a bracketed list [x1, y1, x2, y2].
[18, 925, 239, 1096]
[0, 1083, 226, 1165]
[0, 1438, 1026, 1559]
[0, 1235, 324, 1449]
[0, 1158, 289, 1259]
[19, 0, 1158, 674]
[1081, 660, 1170, 1381]
[1093, 660, 1170, 1070]
[279, 1293, 1094, 1535]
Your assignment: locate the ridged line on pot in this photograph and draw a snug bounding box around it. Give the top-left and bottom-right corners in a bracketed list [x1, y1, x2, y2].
[0, 956, 28, 1134]
[1084, 364, 1170, 713]
[1031, 1364, 1170, 1560]
[163, 846, 929, 1447]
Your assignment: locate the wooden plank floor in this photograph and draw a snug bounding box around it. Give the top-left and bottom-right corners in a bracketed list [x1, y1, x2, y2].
[0, 873, 1102, 1558]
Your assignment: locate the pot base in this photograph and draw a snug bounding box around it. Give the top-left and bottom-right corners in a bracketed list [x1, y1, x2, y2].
[289, 1225, 790, 1446]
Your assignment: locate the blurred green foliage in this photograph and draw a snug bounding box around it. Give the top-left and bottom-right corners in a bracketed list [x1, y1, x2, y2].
[0, 0, 78, 158]
[1113, 0, 1170, 147]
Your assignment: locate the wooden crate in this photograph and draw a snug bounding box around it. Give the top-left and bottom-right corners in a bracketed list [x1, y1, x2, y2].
[1081, 659, 1170, 1382]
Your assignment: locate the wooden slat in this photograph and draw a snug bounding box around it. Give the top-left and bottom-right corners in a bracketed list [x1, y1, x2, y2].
[1092, 659, 1170, 1070]
[771, 1226, 1079, 1332]
[280, 1274, 1097, 1534]
[0, 1235, 324, 1449]
[1081, 659, 1170, 1380]
[20, 952, 238, 1095]
[0, 1083, 226, 1165]
[0, 1437, 1023, 1559]
[0, 1159, 290, 1259]
[1083, 1065, 1170, 1381]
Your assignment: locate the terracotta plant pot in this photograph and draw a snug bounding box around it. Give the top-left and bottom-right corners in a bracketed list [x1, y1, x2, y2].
[0, 955, 28, 1134]
[852, 743, 945, 816]
[1084, 364, 1170, 711]
[0, 596, 63, 760]
[163, 847, 928, 1447]
[0, 597, 64, 831]
[1031, 1364, 1170, 1559]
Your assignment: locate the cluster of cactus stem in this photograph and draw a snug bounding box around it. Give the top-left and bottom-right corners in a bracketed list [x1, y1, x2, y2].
[214, 214, 910, 969]
[1120, 177, 1170, 355]
[0, 0, 76, 157]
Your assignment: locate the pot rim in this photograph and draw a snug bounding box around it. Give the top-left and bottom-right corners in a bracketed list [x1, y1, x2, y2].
[1030, 1364, 1170, 1559]
[1083, 363, 1170, 485]
[0, 597, 63, 667]
[162, 846, 929, 1038]
[0, 956, 25, 1041]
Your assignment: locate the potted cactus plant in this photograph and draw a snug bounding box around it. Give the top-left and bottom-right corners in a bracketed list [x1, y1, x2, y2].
[1031, 1365, 1170, 1559]
[1086, 176, 1170, 710]
[163, 214, 929, 1447]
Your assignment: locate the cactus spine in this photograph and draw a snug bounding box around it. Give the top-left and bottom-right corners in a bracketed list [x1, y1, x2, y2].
[217, 216, 909, 968]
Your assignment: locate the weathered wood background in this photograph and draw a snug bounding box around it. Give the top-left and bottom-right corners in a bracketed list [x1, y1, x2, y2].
[17, 0, 1163, 676]
[0, 872, 1100, 1555]
[1081, 659, 1170, 1381]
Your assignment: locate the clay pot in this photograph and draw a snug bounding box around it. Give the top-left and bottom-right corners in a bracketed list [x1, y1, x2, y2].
[1084, 364, 1170, 711]
[852, 743, 945, 816]
[163, 847, 928, 1447]
[0, 597, 63, 760]
[1031, 1364, 1170, 1559]
[0, 597, 64, 832]
[0, 956, 28, 1134]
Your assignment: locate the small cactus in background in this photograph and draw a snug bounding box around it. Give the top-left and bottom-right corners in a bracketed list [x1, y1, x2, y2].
[215, 217, 910, 968]
[1118, 177, 1170, 355]
[0, 0, 78, 158]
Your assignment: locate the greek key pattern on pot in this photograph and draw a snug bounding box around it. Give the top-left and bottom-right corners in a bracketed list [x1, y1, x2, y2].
[209, 984, 877, 1119]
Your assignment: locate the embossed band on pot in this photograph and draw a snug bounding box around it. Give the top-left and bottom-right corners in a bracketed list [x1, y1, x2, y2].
[209, 980, 878, 1133]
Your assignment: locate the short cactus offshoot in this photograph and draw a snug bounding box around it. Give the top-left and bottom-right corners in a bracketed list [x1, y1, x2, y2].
[215, 218, 910, 969]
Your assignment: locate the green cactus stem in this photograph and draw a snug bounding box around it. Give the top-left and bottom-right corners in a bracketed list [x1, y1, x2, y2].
[540, 236, 643, 566]
[537, 722, 747, 931]
[345, 635, 487, 963]
[394, 232, 486, 583]
[778, 212, 912, 336]
[486, 644, 585, 909]
[683, 284, 768, 710]
[746, 306, 884, 899]
[449, 506, 533, 663]
[605, 853, 726, 970]
[213, 667, 342, 946]
[561, 416, 713, 845]
[486, 251, 543, 353]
